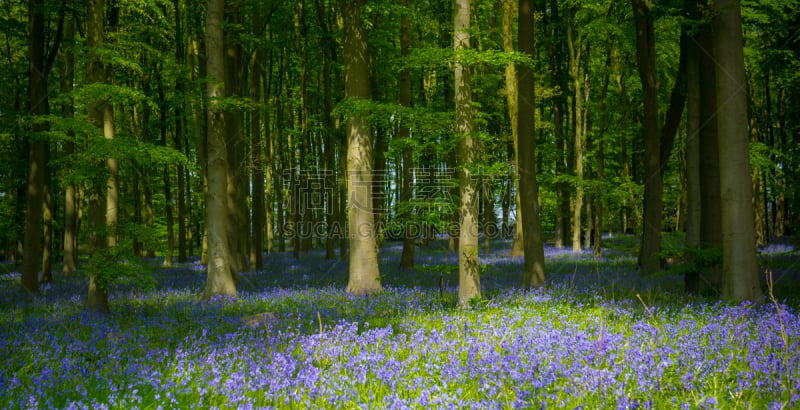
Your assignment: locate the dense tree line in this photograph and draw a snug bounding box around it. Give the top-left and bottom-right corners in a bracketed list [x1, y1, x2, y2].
[2, 0, 797, 308]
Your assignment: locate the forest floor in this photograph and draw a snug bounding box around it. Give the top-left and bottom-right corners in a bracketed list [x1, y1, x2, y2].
[1, 236, 799, 409]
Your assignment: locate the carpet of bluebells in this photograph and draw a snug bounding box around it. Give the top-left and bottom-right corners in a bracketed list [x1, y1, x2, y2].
[1, 237, 799, 409]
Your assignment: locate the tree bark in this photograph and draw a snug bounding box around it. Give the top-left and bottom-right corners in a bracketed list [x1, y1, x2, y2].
[518, 0, 546, 288]
[22, 0, 51, 295]
[87, 0, 108, 311]
[203, 0, 237, 299]
[712, 0, 762, 302]
[631, 0, 662, 273]
[250, 9, 265, 269]
[503, 0, 524, 257]
[455, 0, 481, 304]
[61, 12, 78, 272]
[698, 23, 722, 290]
[399, 0, 415, 269]
[343, 0, 381, 295]
[684, 31, 702, 292]
[568, 16, 584, 253]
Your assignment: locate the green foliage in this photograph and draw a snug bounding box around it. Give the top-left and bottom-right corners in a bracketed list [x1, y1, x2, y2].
[87, 224, 159, 292]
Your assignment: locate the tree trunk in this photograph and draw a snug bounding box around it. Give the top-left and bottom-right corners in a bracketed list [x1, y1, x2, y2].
[455, 0, 480, 304]
[87, 188, 108, 311]
[631, 0, 662, 273]
[568, 17, 583, 253]
[712, 0, 762, 302]
[250, 9, 265, 269]
[593, 51, 612, 258]
[518, 0, 546, 288]
[224, 0, 245, 275]
[41, 152, 53, 283]
[105, 1, 120, 249]
[60, 11, 77, 272]
[87, 0, 108, 311]
[503, 0, 524, 257]
[698, 24, 722, 290]
[684, 31, 702, 293]
[158, 81, 174, 266]
[343, 0, 381, 295]
[203, 0, 237, 299]
[190, 28, 209, 264]
[399, 0, 415, 269]
[22, 0, 50, 295]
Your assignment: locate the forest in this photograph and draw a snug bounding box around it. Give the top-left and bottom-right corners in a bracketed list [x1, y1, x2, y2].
[2, 0, 800, 408]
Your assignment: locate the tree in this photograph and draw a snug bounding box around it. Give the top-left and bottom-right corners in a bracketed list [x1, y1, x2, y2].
[343, 0, 381, 295]
[21, 0, 50, 295]
[399, 0, 415, 269]
[202, 0, 237, 300]
[503, 0, 524, 257]
[567, 8, 584, 253]
[455, 0, 480, 304]
[712, 0, 762, 302]
[630, 0, 662, 273]
[518, 0, 546, 288]
[61, 11, 78, 273]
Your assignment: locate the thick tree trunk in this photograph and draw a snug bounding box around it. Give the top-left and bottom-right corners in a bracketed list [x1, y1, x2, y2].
[203, 0, 237, 299]
[455, 0, 481, 304]
[518, 0, 546, 288]
[698, 25, 723, 290]
[343, 0, 381, 295]
[631, 0, 662, 273]
[22, 0, 49, 295]
[712, 0, 762, 302]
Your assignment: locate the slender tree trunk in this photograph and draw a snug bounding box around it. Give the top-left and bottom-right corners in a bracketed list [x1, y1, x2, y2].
[250, 10, 265, 269]
[87, 0, 108, 311]
[224, 0, 244, 275]
[503, 0, 524, 257]
[775, 87, 786, 237]
[568, 18, 584, 252]
[712, 0, 762, 302]
[684, 30, 702, 292]
[746, 79, 767, 247]
[399, 0, 415, 268]
[202, 0, 236, 299]
[190, 29, 209, 264]
[263, 46, 274, 255]
[61, 12, 77, 271]
[582, 43, 592, 252]
[105, 2, 120, 249]
[87, 189, 108, 311]
[41, 152, 53, 283]
[552, 39, 568, 248]
[343, 0, 381, 295]
[518, 0, 546, 288]
[631, 0, 662, 272]
[158, 81, 174, 266]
